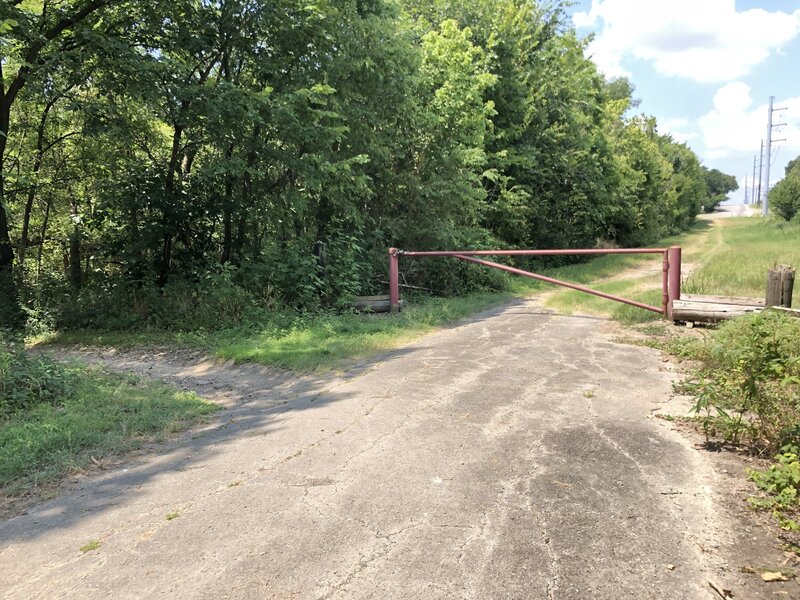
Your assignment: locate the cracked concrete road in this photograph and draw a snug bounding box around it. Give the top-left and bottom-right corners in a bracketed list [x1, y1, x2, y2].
[0, 300, 789, 599]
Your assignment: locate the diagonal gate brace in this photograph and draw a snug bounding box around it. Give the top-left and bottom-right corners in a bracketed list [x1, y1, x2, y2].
[452, 254, 664, 314]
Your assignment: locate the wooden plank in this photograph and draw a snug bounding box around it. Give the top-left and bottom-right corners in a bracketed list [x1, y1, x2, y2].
[680, 294, 765, 307]
[672, 308, 761, 322]
[766, 306, 800, 318]
[672, 300, 762, 312]
[672, 300, 762, 323]
[351, 296, 404, 313]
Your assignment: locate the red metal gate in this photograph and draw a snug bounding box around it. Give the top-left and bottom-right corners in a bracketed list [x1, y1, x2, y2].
[388, 246, 682, 319]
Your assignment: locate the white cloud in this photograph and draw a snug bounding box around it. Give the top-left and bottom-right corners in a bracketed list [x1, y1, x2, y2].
[697, 83, 800, 176]
[574, 0, 800, 83]
[657, 117, 698, 144]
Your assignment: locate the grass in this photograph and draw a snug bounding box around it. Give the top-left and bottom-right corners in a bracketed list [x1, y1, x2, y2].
[682, 219, 800, 305]
[37, 292, 516, 372]
[544, 217, 800, 319]
[80, 540, 102, 553]
[542, 220, 714, 322]
[35, 218, 798, 373]
[0, 365, 217, 498]
[33, 237, 693, 372]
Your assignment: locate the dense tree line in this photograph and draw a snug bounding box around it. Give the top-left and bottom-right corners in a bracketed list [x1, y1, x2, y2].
[0, 0, 737, 330]
[771, 157, 800, 222]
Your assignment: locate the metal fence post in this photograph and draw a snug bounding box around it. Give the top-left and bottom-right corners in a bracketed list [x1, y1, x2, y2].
[662, 251, 670, 316]
[389, 248, 400, 313]
[667, 246, 682, 319]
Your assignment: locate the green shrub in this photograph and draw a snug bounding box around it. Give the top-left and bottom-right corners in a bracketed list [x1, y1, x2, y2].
[771, 162, 800, 221]
[687, 312, 800, 452]
[0, 332, 72, 418]
[749, 445, 800, 531]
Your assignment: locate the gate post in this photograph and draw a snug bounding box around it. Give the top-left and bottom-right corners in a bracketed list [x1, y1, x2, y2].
[667, 246, 682, 319]
[662, 251, 670, 316]
[389, 248, 400, 313]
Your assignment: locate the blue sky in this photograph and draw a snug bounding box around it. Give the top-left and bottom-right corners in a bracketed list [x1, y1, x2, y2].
[569, 0, 800, 203]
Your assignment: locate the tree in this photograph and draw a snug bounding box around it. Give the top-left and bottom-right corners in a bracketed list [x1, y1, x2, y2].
[1, 1, 117, 327]
[702, 167, 738, 213]
[770, 159, 800, 221]
[1, 0, 739, 329]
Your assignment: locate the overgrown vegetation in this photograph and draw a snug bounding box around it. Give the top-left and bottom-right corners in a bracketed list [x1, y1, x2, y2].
[0, 360, 216, 497]
[771, 156, 800, 222]
[1, 330, 70, 418]
[684, 312, 800, 453]
[653, 312, 800, 532]
[749, 447, 800, 531]
[683, 220, 800, 304]
[1, 1, 737, 332]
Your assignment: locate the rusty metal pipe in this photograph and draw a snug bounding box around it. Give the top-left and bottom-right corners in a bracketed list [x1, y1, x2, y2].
[667, 246, 682, 319]
[662, 251, 669, 316]
[401, 248, 667, 257]
[389, 248, 400, 312]
[453, 254, 664, 314]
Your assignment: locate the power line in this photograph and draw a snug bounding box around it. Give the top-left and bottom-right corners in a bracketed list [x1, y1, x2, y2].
[763, 96, 787, 216]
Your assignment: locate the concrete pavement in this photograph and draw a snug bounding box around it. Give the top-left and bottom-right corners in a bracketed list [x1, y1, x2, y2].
[1, 300, 791, 599]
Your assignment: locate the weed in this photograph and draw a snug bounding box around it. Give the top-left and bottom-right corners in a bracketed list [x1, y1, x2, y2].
[227, 480, 243, 487]
[685, 377, 732, 443]
[679, 312, 800, 452]
[285, 450, 302, 461]
[748, 445, 800, 531]
[80, 540, 101, 553]
[1, 331, 72, 418]
[165, 510, 181, 521]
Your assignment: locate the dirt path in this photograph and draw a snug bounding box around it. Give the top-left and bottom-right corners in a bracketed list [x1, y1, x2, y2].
[1, 299, 796, 599]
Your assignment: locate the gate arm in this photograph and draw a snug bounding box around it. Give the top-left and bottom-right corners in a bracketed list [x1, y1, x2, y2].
[453, 254, 665, 315]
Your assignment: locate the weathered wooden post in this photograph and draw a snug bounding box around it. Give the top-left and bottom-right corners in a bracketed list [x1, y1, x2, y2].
[389, 248, 400, 313]
[766, 265, 795, 308]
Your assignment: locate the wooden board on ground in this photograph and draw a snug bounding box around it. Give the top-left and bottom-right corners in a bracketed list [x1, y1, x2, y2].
[766, 306, 800, 318]
[352, 295, 403, 313]
[671, 298, 763, 324]
[680, 294, 765, 307]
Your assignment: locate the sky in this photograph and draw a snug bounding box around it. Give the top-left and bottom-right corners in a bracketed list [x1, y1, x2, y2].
[569, 0, 800, 204]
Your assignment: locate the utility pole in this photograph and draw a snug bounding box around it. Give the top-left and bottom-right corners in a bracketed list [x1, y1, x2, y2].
[763, 96, 788, 216]
[757, 139, 764, 208]
[752, 155, 757, 205]
[744, 173, 749, 204]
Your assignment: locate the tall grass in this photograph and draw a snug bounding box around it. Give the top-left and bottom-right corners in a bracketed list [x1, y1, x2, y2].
[545, 218, 800, 318]
[682, 219, 800, 305]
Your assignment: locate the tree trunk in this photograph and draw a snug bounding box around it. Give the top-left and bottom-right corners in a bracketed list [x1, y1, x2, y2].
[20, 102, 52, 267]
[157, 123, 184, 287]
[69, 225, 82, 290]
[36, 200, 51, 279]
[0, 102, 23, 328]
[221, 145, 235, 263]
[234, 210, 247, 261]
